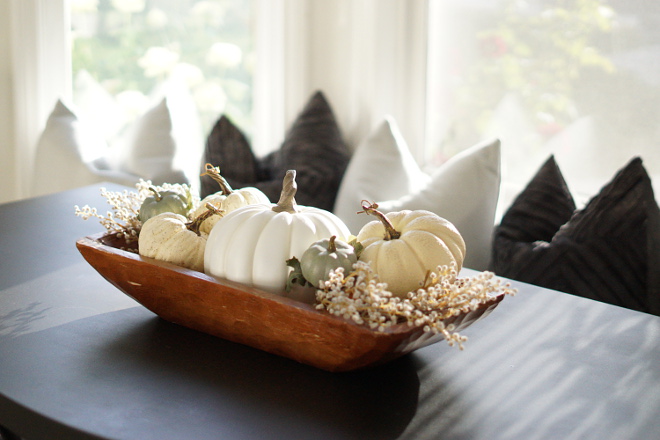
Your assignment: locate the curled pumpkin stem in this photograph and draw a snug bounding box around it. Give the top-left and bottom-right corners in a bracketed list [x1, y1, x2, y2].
[186, 202, 223, 236]
[358, 200, 401, 240]
[148, 186, 163, 201]
[328, 235, 337, 253]
[201, 163, 234, 195]
[273, 170, 298, 214]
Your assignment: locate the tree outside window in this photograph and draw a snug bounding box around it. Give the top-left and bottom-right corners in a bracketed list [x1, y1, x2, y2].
[70, 0, 254, 141]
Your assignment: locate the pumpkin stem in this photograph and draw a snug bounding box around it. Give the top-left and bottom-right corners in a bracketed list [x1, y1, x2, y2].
[272, 170, 298, 214]
[186, 202, 223, 236]
[358, 200, 401, 240]
[148, 186, 163, 201]
[328, 235, 337, 253]
[201, 163, 234, 196]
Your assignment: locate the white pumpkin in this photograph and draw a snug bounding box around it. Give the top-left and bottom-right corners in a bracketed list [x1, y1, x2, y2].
[204, 170, 351, 292]
[139, 206, 219, 272]
[193, 163, 270, 234]
[356, 201, 466, 297]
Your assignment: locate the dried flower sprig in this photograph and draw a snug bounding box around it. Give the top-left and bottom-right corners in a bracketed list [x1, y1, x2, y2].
[74, 180, 194, 250]
[316, 261, 517, 349]
[75, 187, 143, 245]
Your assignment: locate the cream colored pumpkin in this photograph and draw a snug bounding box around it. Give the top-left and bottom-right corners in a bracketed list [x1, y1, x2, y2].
[139, 209, 215, 272]
[193, 163, 270, 234]
[204, 170, 351, 293]
[356, 202, 466, 297]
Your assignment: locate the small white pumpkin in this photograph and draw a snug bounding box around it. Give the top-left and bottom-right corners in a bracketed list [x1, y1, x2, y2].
[139, 205, 220, 272]
[204, 170, 351, 293]
[192, 163, 270, 234]
[356, 201, 466, 297]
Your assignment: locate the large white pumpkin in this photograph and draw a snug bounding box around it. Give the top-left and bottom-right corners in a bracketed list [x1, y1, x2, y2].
[356, 202, 466, 297]
[204, 170, 351, 292]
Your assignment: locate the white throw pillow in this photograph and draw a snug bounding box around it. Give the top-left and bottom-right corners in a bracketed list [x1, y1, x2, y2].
[31, 100, 139, 197]
[334, 117, 430, 227]
[334, 116, 501, 270]
[116, 82, 203, 187]
[115, 97, 183, 185]
[32, 73, 204, 197]
[73, 69, 126, 142]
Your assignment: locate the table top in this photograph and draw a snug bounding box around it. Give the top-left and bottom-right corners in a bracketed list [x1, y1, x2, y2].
[0, 184, 658, 440]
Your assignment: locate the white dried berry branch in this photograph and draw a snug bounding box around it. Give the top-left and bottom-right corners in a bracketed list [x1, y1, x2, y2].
[74, 180, 194, 247]
[315, 261, 517, 349]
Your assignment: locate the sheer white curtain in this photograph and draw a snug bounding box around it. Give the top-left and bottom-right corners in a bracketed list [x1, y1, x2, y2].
[0, 1, 16, 203]
[7, 0, 70, 201]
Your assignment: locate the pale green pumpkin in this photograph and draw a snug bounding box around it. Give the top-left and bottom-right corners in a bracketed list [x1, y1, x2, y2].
[300, 236, 358, 288]
[138, 186, 191, 223]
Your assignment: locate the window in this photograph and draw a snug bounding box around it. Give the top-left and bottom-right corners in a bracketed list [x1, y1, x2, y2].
[9, 0, 657, 209]
[426, 0, 660, 216]
[70, 0, 255, 141]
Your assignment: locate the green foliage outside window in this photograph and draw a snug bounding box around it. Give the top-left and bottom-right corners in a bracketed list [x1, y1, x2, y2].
[446, 0, 616, 149]
[71, 0, 254, 137]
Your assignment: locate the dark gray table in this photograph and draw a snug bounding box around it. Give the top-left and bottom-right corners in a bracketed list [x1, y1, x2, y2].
[1, 184, 658, 440]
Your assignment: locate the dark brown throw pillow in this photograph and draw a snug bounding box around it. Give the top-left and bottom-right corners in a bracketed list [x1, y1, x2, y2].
[200, 115, 261, 198]
[495, 156, 576, 245]
[200, 91, 350, 212]
[491, 156, 660, 316]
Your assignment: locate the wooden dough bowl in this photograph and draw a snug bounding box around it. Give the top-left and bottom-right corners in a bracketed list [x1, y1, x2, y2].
[76, 233, 504, 372]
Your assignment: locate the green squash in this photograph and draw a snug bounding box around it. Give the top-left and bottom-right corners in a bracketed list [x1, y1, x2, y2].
[300, 236, 358, 288]
[138, 186, 191, 223]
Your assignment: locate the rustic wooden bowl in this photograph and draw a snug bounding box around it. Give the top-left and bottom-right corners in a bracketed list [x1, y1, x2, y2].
[76, 233, 504, 372]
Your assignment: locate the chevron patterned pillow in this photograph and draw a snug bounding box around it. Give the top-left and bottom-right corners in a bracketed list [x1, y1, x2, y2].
[491, 155, 660, 315]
